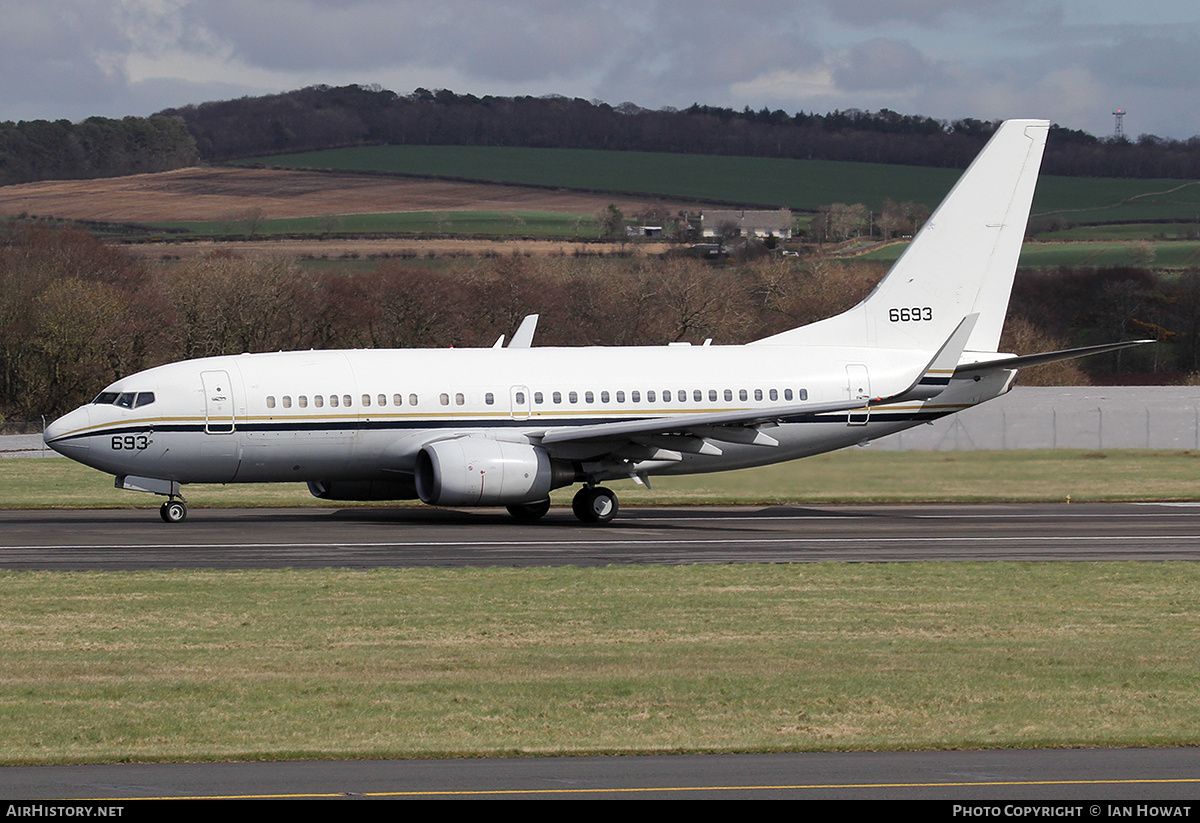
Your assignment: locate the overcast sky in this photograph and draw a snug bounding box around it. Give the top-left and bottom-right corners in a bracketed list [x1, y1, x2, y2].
[4, 0, 1199, 139]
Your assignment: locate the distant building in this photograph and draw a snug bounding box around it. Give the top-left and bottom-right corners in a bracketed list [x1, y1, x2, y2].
[702, 209, 792, 239]
[626, 225, 663, 237]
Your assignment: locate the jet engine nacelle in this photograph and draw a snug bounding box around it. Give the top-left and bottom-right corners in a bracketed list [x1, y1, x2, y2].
[307, 478, 418, 501]
[414, 435, 574, 506]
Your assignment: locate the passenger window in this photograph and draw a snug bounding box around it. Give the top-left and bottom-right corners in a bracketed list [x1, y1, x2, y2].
[534, 392, 543, 404]
[754, 389, 763, 401]
[330, 395, 339, 408]
[485, 393, 495, 405]
[601, 391, 610, 403]
[409, 394, 419, 406]
[440, 393, 450, 406]
[393, 394, 402, 406]
[314, 395, 324, 408]
[647, 390, 656, 402]
[800, 388, 809, 401]
[708, 389, 717, 402]
[616, 391, 625, 403]
[343, 395, 352, 407]
[553, 391, 562, 404]
[266, 396, 276, 409]
[568, 391, 578, 404]
[662, 390, 671, 402]
[585, 391, 594, 403]
[378, 394, 387, 407]
[455, 393, 465, 406]
[769, 389, 778, 401]
[739, 389, 748, 401]
[362, 395, 371, 407]
[298, 396, 308, 408]
[724, 389, 733, 402]
[282, 396, 292, 409]
[784, 389, 793, 401]
[631, 390, 640, 403]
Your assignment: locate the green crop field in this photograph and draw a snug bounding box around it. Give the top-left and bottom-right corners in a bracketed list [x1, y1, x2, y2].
[151, 210, 600, 239]
[243, 145, 1200, 224]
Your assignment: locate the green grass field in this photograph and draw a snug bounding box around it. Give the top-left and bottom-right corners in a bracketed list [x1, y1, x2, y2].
[2, 562, 1199, 763]
[243, 145, 1200, 224]
[5, 448, 1200, 511]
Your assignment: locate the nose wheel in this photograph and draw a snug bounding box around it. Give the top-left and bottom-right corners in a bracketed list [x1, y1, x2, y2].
[160, 499, 187, 523]
[572, 486, 618, 524]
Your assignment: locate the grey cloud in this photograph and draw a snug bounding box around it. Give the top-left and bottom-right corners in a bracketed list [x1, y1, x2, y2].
[832, 39, 933, 91]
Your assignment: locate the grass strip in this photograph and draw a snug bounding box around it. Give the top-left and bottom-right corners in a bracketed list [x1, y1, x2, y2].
[4, 449, 1199, 510]
[1, 563, 1197, 764]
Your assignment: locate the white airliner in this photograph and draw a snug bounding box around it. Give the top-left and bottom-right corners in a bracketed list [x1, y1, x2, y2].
[44, 120, 1145, 524]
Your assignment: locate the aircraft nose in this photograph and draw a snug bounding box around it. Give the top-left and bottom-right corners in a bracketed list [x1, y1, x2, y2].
[44, 407, 91, 457]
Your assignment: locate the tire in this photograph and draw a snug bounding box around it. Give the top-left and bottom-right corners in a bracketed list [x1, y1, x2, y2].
[506, 498, 551, 522]
[572, 486, 618, 524]
[160, 500, 187, 523]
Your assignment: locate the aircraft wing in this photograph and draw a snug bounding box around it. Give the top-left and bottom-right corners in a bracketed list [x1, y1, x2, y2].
[535, 315, 979, 455]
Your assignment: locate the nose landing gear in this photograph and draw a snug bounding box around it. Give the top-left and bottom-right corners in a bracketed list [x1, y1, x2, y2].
[159, 498, 187, 523]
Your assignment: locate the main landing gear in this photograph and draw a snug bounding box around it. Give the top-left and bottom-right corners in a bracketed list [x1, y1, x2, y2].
[505, 498, 552, 522]
[159, 498, 187, 523]
[504, 486, 620, 525]
[572, 486, 619, 524]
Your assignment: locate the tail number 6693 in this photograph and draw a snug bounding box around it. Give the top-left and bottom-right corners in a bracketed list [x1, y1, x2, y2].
[889, 307, 933, 322]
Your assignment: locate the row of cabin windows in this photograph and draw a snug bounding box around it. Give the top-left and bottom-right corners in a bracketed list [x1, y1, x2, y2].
[525, 387, 807, 405]
[265, 387, 809, 411]
[266, 393, 420, 410]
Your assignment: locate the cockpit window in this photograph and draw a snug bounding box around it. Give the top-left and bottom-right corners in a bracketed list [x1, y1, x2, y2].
[92, 391, 155, 409]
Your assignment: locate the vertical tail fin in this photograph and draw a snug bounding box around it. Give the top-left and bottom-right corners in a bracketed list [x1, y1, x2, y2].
[753, 119, 1049, 353]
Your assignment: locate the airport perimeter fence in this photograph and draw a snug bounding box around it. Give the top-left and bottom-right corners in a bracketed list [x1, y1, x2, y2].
[0, 419, 51, 458]
[874, 386, 1200, 451]
[5, 387, 1200, 459]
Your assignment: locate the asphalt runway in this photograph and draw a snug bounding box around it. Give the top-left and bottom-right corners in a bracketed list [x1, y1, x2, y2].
[2, 749, 1199, 800]
[4, 501, 1200, 569]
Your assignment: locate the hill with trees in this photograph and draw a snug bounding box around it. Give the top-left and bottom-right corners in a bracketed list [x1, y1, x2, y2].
[5, 84, 1200, 187]
[160, 85, 1200, 179]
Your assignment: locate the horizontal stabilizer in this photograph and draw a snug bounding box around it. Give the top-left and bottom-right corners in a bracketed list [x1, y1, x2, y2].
[955, 339, 1153, 375]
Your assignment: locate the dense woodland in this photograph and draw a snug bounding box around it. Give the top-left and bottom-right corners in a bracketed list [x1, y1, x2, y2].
[0, 116, 198, 186]
[1, 223, 1189, 420]
[5, 84, 1200, 186]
